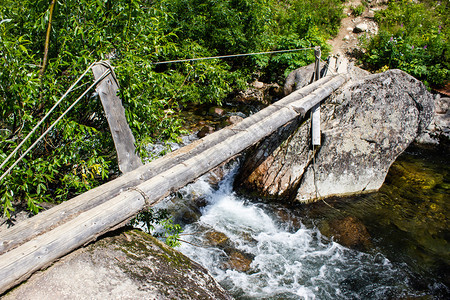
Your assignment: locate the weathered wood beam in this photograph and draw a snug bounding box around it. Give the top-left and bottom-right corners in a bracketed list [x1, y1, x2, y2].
[0, 75, 334, 256]
[311, 47, 322, 146]
[291, 74, 348, 115]
[92, 61, 143, 173]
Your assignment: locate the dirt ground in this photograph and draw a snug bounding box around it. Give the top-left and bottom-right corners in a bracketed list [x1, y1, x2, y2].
[328, 0, 387, 59]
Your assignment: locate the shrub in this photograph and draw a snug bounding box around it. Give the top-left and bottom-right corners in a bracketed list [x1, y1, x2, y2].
[352, 4, 365, 17]
[130, 208, 183, 247]
[0, 0, 345, 217]
[360, 0, 449, 87]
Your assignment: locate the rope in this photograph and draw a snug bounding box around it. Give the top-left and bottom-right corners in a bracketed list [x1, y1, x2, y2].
[0, 68, 111, 183]
[320, 57, 338, 76]
[151, 47, 316, 65]
[0, 62, 96, 172]
[311, 145, 321, 199]
[94, 61, 120, 88]
[128, 187, 151, 206]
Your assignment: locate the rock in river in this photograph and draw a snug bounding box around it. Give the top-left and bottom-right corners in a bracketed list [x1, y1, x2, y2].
[236, 69, 434, 203]
[323, 216, 373, 251]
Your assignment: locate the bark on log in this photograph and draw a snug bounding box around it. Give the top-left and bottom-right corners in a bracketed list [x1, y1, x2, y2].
[291, 75, 348, 115]
[0, 75, 334, 256]
[0, 74, 347, 294]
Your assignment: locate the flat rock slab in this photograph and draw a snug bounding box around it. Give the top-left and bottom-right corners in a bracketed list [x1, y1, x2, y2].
[4, 229, 232, 300]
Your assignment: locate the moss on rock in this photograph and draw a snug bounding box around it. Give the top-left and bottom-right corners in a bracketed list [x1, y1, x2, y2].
[4, 227, 233, 300]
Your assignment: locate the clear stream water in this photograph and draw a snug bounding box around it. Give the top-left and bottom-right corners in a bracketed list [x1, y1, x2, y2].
[157, 144, 449, 299]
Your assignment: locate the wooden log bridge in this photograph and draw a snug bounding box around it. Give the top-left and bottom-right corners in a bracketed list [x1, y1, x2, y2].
[0, 61, 349, 294]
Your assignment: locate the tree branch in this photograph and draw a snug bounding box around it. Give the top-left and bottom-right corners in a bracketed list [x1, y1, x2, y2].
[40, 0, 56, 77]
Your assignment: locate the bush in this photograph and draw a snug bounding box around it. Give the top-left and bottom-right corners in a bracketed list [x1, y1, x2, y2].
[360, 0, 449, 87]
[130, 208, 182, 247]
[0, 0, 345, 217]
[352, 4, 365, 17]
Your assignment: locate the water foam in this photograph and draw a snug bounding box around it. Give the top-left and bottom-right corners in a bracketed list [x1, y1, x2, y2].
[174, 164, 425, 299]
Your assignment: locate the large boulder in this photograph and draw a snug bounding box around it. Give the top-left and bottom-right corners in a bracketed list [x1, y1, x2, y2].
[235, 81, 283, 105]
[4, 228, 232, 300]
[283, 63, 315, 95]
[283, 61, 370, 96]
[415, 95, 450, 145]
[235, 69, 434, 203]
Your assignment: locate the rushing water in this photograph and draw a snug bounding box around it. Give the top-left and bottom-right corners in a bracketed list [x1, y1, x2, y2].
[156, 145, 449, 299]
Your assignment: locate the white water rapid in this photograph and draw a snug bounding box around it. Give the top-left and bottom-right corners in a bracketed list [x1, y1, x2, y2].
[156, 163, 426, 299]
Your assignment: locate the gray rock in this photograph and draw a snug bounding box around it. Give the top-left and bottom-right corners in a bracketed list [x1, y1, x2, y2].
[283, 63, 315, 96]
[435, 96, 449, 114]
[415, 96, 450, 144]
[354, 23, 368, 33]
[197, 125, 215, 138]
[209, 106, 226, 117]
[235, 118, 312, 199]
[236, 81, 282, 105]
[251, 80, 264, 89]
[235, 87, 265, 104]
[283, 61, 367, 97]
[236, 69, 434, 203]
[227, 115, 244, 125]
[4, 229, 232, 300]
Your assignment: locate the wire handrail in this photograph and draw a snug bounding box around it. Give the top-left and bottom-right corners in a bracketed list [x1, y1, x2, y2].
[151, 47, 316, 65]
[0, 64, 112, 183]
[0, 63, 96, 172]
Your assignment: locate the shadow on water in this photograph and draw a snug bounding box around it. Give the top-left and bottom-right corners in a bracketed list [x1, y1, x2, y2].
[298, 143, 449, 297]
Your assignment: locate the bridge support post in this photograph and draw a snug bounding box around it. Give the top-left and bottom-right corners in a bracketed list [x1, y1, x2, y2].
[312, 47, 321, 146]
[92, 61, 143, 173]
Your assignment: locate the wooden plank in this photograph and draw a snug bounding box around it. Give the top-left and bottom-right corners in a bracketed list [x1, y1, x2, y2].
[312, 104, 321, 146]
[0, 73, 348, 294]
[0, 75, 335, 256]
[314, 47, 321, 81]
[324, 57, 337, 77]
[337, 57, 348, 74]
[311, 48, 322, 145]
[92, 61, 143, 173]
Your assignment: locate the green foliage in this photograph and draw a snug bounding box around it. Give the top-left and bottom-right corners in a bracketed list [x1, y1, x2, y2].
[360, 0, 449, 87]
[351, 4, 365, 17]
[160, 0, 343, 82]
[0, 0, 344, 217]
[130, 208, 183, 247]
[258, 0, 344, 81]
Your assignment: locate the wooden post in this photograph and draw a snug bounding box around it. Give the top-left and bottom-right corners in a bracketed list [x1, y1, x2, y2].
[312, 47, 321, 146]
[324, 56, 337, 77]
[337, 56, 348, 74]
[92, 61, 143, 173]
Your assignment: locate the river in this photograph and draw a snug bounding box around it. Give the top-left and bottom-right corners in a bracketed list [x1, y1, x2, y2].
[155, 143, 448, 299]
